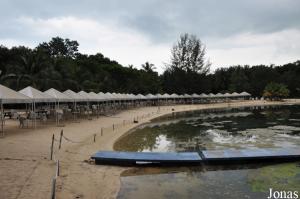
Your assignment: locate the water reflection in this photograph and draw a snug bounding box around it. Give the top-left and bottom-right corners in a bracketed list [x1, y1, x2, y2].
[115, 105, 300, 152]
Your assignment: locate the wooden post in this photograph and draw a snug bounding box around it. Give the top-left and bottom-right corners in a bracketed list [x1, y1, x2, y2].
[56, 160, 60, 177]
[59, 130, 63, 149]
[113, 124, 115, 131]
[50, 134, 54, 160]
[51, 177, 56, 199]
[1, 100, 4, 137]
[93, 134, 96, 143]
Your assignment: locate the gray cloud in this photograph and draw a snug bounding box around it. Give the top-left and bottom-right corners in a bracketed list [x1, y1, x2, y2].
[0, 0, 299, 71]
[1, 0, 300, 42]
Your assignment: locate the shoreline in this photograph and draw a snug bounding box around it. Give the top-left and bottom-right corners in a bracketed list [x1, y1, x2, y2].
[1, 100, 300, 199]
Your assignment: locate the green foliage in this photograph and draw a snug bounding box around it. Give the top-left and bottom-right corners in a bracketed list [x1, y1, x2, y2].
[263, 82, 290, 100]
[168, 33, 210, 74]
[0, 36, 299, 97]
[248, 163, 300, 192]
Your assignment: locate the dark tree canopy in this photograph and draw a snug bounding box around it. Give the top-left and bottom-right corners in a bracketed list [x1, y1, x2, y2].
[263, 82, 290, 100]
[0, 36, 299, 98]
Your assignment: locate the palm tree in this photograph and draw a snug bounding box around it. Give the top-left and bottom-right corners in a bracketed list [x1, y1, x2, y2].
[142, 62, 156, 73]
[1, 50, 52, 90]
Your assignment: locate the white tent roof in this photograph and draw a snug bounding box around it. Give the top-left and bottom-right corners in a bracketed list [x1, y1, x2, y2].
[77, 91, 92, 101]
[223, 93, 231, 97]
[129, 94, 137, 100]
[215, 93, 223, 97]
[63, 89, 85, 102]
[122, 93, 130, 100]
[191, 93, 200, 98]
[0, 84, 31, 104]
[44, 88, 71, 102]
[97, 92, 108, 101]
[19, 86, 53, 102]
[239, 92, 251, 96]
[231, 92, 239, 97]
[137, 94, 146, 99]
[170, 93, 179, 98]
[199, 93, 208, 98]
[155, 93, 163, 98]
[208, 93, 215, 97]
[145, 94, 156, 99]
[116, 93, 126, 100]
[161, 93, 169, 98]
[89, 92, 102, 101]
[183, 94, 191, 98]
[104, 92, 114, 100]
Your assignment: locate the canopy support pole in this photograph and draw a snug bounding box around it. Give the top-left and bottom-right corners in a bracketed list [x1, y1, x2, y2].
[1, 100, 4, 137]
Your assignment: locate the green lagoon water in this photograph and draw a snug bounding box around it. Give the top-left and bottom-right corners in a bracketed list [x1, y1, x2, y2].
[115, 105, 300, 199]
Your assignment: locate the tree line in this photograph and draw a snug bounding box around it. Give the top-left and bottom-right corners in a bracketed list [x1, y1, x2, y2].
[0, 34, 299, 97]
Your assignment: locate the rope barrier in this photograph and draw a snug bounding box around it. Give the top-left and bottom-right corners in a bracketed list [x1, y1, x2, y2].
[62, 134, 94, 145]
[102, 114, 121, 118]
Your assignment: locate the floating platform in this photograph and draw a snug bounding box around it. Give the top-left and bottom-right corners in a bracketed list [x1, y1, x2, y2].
[91, 147, 300, 166]
[91, 151, 202, 165]
[201, 148, 300, 163]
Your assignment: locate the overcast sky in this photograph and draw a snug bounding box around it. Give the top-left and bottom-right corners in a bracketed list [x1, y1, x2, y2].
[0, 0, 299, 73]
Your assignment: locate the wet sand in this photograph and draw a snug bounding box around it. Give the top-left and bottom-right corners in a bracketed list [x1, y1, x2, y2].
[0, 100, 299, 199]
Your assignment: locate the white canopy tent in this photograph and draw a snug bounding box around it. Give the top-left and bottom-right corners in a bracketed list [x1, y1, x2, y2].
[191, 93, 200, 98]
[199, 93, 208, 98]
[0, 84, 31, 104]
[239, 92, 251, 97]
[77, 91, 92, 101]
[183, 94, 192, 98]
[136, 94, 146, 100]
[215, 93, 223, 98]
[208, 93, 215, 98]
[0, 84, 31, 135]
[155, 93, 163, 99]
[223, 93, 231, 98]
[89, 92, 102, 102]
[19, 86, 53, 128]
[145, 94, 156, 100]
[44, 88, 72, 125]
[231, 92, 240, 97]
[44, 88, 71, 102]
[98, 92, 109, 101]
[170, 93, 179, 98]
[63, 89, 86, 121]
[104, 92, 115, 101]
[63, 89, 85, 102]
[19, 86, 53, 103]
[162, 93, 171, 99]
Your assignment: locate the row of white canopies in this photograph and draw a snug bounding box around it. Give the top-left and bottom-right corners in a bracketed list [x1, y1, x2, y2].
[0, 84, 251, 104]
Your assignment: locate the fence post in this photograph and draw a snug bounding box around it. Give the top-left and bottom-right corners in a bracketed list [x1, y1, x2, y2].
[51, 177, 56, 199]
[59, 130, 63, 150]
[113, 124, 115, 131]
[50, 134, 54, 160]
[56, 160, 60, 177]
[93, 134, 96, 143]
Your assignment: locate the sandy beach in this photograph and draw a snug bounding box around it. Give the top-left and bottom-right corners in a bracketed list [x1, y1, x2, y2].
[1, 100, 300, 199]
